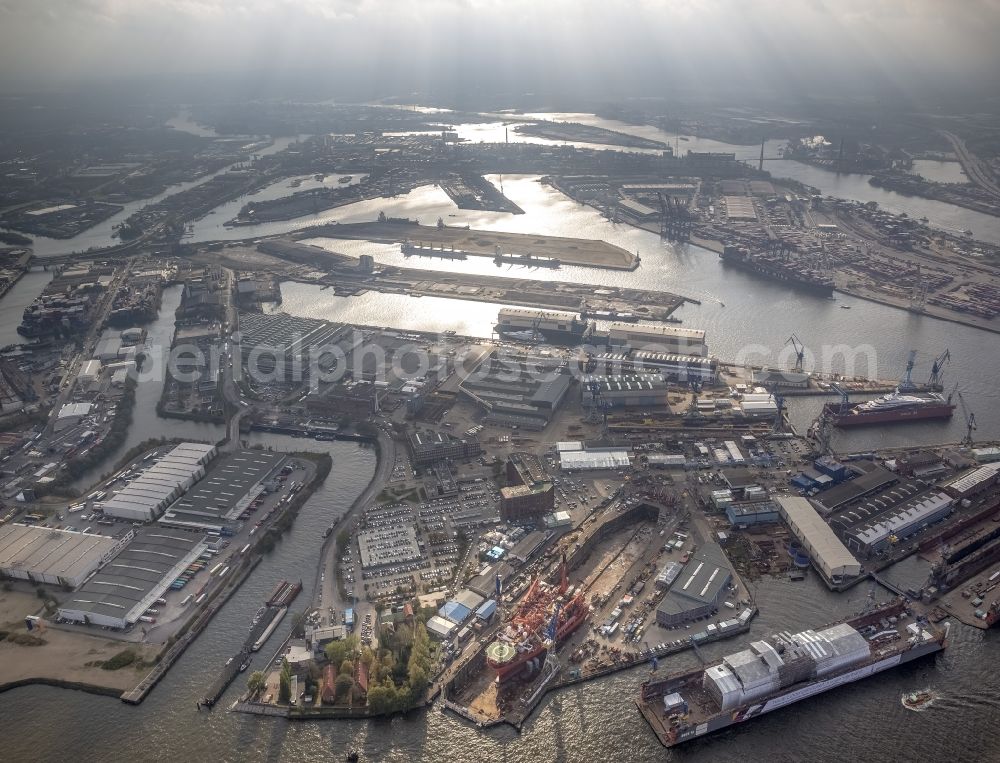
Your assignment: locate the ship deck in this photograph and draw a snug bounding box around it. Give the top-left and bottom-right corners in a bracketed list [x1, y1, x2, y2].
[636, 604, 942, 745]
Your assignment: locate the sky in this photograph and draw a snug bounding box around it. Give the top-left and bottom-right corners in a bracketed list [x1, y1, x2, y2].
[0, 0, 998, 103]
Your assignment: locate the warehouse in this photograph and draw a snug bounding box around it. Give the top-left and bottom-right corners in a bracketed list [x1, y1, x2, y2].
[580, 374, 670, 409]
[460, 350, 572, 430]
[58, 529, 208, 629]
[590, 350, 718, 384]
[777, 496, 862, 585]
[55, 402, 93, 432]
[158, 449, 285, 530]
[604, 323, 707, 356]
[101, 442, 217, 521]
[752, 368, 810, 388]
[726, 500, 780, 527]
[656, 542, 733, 627]
[647, 454, 687, 469]
[238, 312, 346, 380]
[848, 492, 954, 556]
[809, 463, 899, 515]
[560, 448, 631, 471]
[942, 464, 1000, 499]
[426, 615, 458, 640]
[0, 524, 130, 588]
[77, 359, 103, 386]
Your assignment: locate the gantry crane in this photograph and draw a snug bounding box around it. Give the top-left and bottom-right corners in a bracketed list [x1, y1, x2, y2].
[785, 334, 806, 373]
[898, 349, 917, 391]
[956, 390, 976, 448]
[927, 349, 951, 389]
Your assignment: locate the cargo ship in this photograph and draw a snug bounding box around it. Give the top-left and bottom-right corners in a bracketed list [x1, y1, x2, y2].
[636, 600, 948, 748]
[823, 391, 955, 427]
[495, 307, 594, 346]
[485, 556, 589, 684]
[719, 245, 834, 297]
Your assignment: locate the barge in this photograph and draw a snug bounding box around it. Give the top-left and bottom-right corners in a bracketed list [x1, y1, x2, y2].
[636, 601, 947, 747]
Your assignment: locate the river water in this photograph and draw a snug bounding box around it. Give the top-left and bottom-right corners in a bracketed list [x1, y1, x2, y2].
[262, 172, 1000, 454]
[2, 136, 304, 258]
[1, 113, 999, 761]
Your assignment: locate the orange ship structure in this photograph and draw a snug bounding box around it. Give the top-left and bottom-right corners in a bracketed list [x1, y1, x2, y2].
[485, 555, 589, 684]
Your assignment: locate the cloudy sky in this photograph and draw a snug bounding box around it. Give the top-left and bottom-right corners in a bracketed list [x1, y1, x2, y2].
[0, 0, 997, 101]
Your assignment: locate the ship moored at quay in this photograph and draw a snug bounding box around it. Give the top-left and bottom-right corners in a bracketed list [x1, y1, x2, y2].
[636, 600, 948, 748]
[823, 391, 956, 427]
[719, 245, 835, 297]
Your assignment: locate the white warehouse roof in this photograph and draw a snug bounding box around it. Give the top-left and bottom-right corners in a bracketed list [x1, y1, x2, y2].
[560, 449, 631, 470]
[58, 402, 93, 419]
[777, 496, 861, 582]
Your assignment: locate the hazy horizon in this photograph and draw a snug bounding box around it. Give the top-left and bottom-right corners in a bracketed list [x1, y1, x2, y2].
[1, 0, 998, 107]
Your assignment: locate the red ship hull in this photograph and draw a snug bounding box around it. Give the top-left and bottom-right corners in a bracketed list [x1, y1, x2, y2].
[823, 402, 955, 427]
[487, 595, 590, 684]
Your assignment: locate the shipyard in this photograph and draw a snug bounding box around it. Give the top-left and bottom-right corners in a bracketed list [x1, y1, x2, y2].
[1, 7, 1000, 759]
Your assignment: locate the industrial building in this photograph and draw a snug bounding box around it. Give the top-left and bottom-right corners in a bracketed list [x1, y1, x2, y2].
[495, 308, 593, 344]
[809, 463, 899, 515]
[0, 524, 130, 588]
[426, 615, 458, 640]
[972, 447, 1000, 464]
[752, 368, 810, 388]
[777, 496, 862, 584]
[55, 402, 93, 432]
[408, 430, 482, 466]
[726, 500, 781, 527]
[655, 560, 684, 588]
[739, 393, 778, 418]
[589, 350, 718, 384]
[942, 464, 1000, 499]
[559, 445, 631, 471]
[618, 197, 658, 220]
[500, 482, 555, 522]
[656, 542, 733, 627]
[100, 442, 217, 522]
[459, 350, 572, 430]
[77, 359, 103, 386]
[647, 454, 687, 469]
[158, 449, 285, 530]
[603, 323, 707, 356]
[848, 492, 954, 555]
[237, 312, 347, 380]
[57, 529, 208, 629]
[580, 374, 670, 409]
[723, 195, 758, 221]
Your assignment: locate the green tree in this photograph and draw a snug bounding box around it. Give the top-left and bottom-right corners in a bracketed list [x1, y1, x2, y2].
[366, 680, 399, 714]
[278, 671, 291, 704]
[247, 670, 266, 698]
[340, 658, 354, 677]
[324, 633, 358, 666]
[334, 674, 354, 704]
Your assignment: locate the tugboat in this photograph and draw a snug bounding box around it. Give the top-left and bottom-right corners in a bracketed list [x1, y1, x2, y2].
[901, 689, 935, 711]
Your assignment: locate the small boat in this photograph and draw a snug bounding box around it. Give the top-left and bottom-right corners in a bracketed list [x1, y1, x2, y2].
[840, 305, 851, 309]
[239, 656, 253, 672]
[339, 175, 352, 184]
[901, 689, 935, 711]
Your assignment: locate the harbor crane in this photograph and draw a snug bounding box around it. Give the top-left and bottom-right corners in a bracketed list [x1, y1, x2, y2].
[898, 349, 917, 392]
[956, 390, 976, 448]
[927, 349, 951, 388]
[785, 334, 806, 373]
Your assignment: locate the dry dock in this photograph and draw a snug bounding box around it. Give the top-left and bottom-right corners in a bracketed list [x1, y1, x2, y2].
[303, 221, 640, 270]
